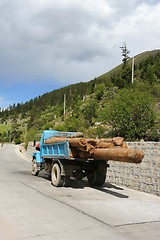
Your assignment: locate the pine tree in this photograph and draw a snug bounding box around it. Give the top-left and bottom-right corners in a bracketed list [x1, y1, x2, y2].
[120, 42, 130, 67]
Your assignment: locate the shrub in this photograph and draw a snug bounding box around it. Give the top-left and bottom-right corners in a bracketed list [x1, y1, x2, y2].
[106, 89, 155, 140]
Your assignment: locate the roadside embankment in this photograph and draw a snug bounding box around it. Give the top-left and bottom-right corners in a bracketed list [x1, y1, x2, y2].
[19, 142, 36, 159]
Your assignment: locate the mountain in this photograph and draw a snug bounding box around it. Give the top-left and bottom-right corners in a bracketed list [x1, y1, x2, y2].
[98, 49, 160, 80]
[0, 49, 160, 144]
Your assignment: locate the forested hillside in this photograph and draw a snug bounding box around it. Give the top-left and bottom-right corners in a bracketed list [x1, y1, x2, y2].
[0, 49, 160, 145]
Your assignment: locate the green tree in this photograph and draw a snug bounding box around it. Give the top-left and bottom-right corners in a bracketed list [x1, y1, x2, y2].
[95, 83, 105, 100]
[106, 89, 155, 140]
[11, 122, 22, 144]
[120, 42, 130, 67]
[81, 99, 98, 126]
[64, 115, 85, 132]
[111, 74, 124, 88]
[121, 65, 132, 86]
[111, 43, 131, 88]
[143, 64, 157, 84]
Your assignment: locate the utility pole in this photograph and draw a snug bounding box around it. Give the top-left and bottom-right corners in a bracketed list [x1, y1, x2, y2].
[64, 94, 66, 116]
[131, 56, 135, 84]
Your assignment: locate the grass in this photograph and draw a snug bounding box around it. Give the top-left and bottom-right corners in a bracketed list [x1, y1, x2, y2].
[0, 124, 11, 134]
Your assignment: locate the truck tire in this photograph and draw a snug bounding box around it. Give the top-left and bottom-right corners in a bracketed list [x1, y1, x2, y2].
[87, 163, 107, 186]
[32, 159, 39, 176]
[87, 170, 97, 186]
[51, 163, 63, 187]
[62, 176, 70, 187]
[94, 171, 106, 186]
[87, 170, 106, 186]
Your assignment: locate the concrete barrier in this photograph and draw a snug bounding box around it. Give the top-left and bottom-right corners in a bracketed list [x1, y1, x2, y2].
[107, 142, 160, 196]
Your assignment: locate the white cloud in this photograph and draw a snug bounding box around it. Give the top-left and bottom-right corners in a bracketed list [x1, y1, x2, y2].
[112, 2, 160, 55]
[0, 0, 159, 86]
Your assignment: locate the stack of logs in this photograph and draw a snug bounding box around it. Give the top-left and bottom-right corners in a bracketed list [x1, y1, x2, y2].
[44, 136, 144, 164]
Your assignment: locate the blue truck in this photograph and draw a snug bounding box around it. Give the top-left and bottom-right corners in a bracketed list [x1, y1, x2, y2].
[32, 130, 144, 187]
[32, 130, 108, 187]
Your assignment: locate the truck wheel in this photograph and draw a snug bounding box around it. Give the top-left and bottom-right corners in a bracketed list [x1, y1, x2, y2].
[32, 159, 39, 176]
[51, 163, 63, 187]
[95, 163, 107, 186]
[95, 172, 106, 186]
[62, 176, 70, 187]
[87, 171, 97, 186]
[87, 167, 107, 186]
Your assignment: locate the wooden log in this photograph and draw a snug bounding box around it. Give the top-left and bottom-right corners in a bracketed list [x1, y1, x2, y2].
[86, 138, 99, 146]
[68, 137, 126, 155]
[112, 137, 124, 146]
[85, 142, 95, 154]
[44, 132, 83, 144]
[96, 137, 124, 146]
[44, 137, 67, 144]
[69, 138, 99, 152]
[92, 148, 144, 164]
[95, 142, 115, 148]
[78, 151, 91, 159]
[68, 138, 86, 151]
[70, 147, 91, 159]
[122, 142, 128, 148]
[99, 138, 113, 143]
[69, 147, 78, 158]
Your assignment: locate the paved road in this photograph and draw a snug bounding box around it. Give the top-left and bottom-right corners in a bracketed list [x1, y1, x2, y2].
[0, 144, 160, 240]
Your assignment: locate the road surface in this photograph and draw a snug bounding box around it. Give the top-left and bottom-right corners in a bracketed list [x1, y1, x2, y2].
[0, 143, 160, 240]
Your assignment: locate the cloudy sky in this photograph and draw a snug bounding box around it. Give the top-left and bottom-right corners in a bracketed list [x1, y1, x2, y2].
[0, 0, 160, 108]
